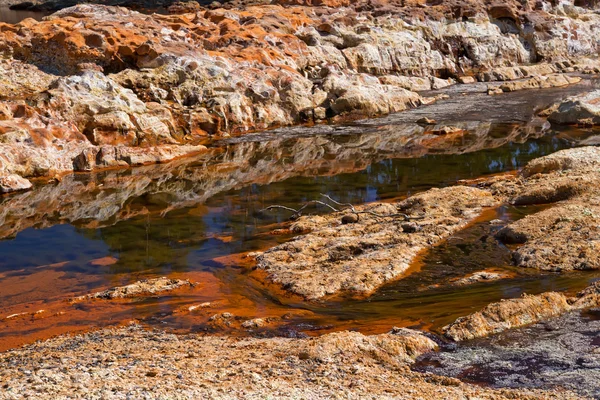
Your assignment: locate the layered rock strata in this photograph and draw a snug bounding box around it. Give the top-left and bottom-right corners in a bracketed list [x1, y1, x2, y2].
[0, 0, 599, 190]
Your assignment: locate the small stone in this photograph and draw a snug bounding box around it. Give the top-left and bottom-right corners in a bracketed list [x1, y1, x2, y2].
[401, 222, 420, 233]
[298, 352, 310, 360]
[416, 117, 436, 125]
[242, 318, 266, 329]
[146, 370, 158, 377]
[427, 126, 463, 136]
[341, 214, 359, 224]
[458, 76, 476, 84]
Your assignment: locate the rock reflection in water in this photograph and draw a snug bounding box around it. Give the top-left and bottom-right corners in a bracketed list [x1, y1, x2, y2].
[0, 120, 580, 241]
[0, 119, 597, 350]
[413, 311, 600, 399]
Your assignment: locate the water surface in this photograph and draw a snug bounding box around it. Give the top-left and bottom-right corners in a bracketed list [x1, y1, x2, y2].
[1, 81, 600, 352]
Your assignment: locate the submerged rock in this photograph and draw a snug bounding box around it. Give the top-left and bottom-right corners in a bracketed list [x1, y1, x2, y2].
[71, 277, 194, 301]
[256, 186, 496, 300]
[452, 270, 510, 286]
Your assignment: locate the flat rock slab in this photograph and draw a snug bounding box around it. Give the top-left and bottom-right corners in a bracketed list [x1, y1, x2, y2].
[256, 186, 496, 300]
[497, 202, 600, 271]
[493, 147, 600, 271]
[71, 277, 194, 302]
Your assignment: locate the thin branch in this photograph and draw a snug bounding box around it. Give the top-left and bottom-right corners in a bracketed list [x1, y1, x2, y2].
[260, 201, 338, 216]
[261, 205, 300, 213]
[260, 195, 425, 221]
[320, 193, 356, 213]
[297, 200, 339, 213]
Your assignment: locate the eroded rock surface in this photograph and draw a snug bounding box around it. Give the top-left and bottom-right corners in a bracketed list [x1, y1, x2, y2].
[256, 186, 496, 300]
[443, 281, 600, 341]
[0, 0, 598, 186]
[489, 147, 600, 271]
[71, 277, 194, 302]
[0, 324, 577, 399]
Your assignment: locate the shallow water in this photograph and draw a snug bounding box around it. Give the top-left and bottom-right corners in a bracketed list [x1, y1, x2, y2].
[1, 82, 600, 356]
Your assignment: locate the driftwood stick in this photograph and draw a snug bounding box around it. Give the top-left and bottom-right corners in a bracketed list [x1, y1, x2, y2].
[261, 205, 300, 213]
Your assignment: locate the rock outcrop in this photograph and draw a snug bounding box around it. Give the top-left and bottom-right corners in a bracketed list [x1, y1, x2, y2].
[490, 147, 600, 271]
[443, 281, 600, 341]
[0, 0, 598, 187]
[256, 186, 496, 300]
[546, 90, 600, 126]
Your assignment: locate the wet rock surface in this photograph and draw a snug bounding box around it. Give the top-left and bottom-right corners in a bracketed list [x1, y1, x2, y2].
[487, 147, 600, 272]
[256, 186, 496, 300]
[415, 311, 600, 399]
[0, 324, 580, 399]
[71, 277, 194, 301]
[547, 90, 600, 126]
[443, 281, 600, 341]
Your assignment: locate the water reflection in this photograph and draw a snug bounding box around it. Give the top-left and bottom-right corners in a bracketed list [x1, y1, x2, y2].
[0, 118, 598, 348]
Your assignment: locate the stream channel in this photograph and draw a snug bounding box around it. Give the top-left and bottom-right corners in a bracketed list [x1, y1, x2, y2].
[1, 77, 599, 396]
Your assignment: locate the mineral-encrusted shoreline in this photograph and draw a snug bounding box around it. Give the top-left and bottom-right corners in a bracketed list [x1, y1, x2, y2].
[0, 324, 584, 399]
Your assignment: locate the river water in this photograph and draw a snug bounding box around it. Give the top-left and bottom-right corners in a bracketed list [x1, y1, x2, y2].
[0, 78, 599, 394]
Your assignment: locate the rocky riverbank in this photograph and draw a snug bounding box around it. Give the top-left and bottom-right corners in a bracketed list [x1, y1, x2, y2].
[0, 324, 583, 399]
[1, 0, 600, 192]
